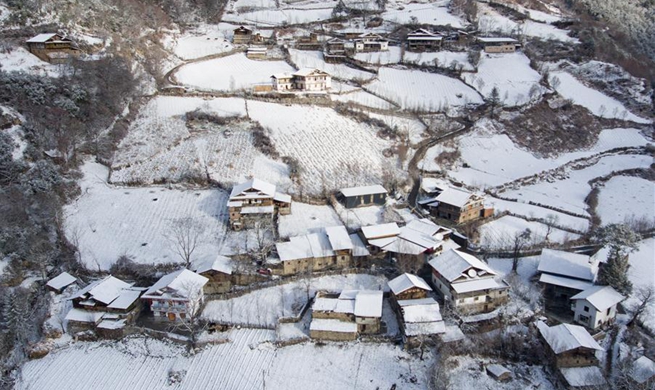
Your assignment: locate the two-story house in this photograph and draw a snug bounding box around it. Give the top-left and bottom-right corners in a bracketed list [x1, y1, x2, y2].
[141, 269, 208, 321]
[228, 178, 291, 230]
[570, 285, 624, 330]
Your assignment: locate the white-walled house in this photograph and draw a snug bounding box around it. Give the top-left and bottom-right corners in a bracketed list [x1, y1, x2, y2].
[142, 269, 208, 321]
[570, 285, 625, 330]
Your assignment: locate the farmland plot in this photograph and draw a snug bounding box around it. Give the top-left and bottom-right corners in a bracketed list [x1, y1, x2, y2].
[596, 176, 655, 226]
[367, 67, 483, 112]
[383, 3, 467, 27]
[354, 47, 473, 71]
[501, 154, 654, 216]
[174, 53, 295, 91]
[478, 215, 579, 249]
[222, 7, 333, 26]
[163, 24, 234, 60]
[462, 51, 545, 107]
[65, 161, 229, 270]
[486, 197, 590, 233]
[368, 112, 427, 145]
[331, 89, 396, 110]
[288, 49, 376, 82]
[246, 101, 399, 195]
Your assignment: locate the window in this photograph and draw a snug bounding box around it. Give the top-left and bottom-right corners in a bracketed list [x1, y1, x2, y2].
[583, 305, 590, 312]
[474, 297, 479, 301]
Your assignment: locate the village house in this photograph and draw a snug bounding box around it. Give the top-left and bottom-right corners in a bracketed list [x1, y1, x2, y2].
[228, 178, 291, 230]
[477, 37, 520, 53]
[309, 289, 384, 340]
[537, 321, 607, 389]
[66, 276, 146, 334]
[570, 285, 624, 330]
[362, 219, 453, 269]
[246, 45, 267, 59]
[193, 255, 233, 295]
[397, 298, 446, 348]
[388, 273, 432, 302]
[406, 29, 443, 52]
[486, 364, 512, 382]
[337, 184, 388, 209]
[428, 249, 509, 314]
[537, 249, 600, 314]
[295, 32, 322, 50]
[275, 226, 359, 275]
[271, 68, 331, 92]
[423, 186, 488, 224]
[46, 272, 78, 293]
[323, 38, 349, 63]
[353, 33, 388, 52]
[141, 269, 208, 322]
[232, 26, 253, 44]
[26, 33, 79, 64]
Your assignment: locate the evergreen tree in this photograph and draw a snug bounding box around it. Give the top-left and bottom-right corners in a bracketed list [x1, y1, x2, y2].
[488, 86, 501, 118]
[593, 224, 640, 296]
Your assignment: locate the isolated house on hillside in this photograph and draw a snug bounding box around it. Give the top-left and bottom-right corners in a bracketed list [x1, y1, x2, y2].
[538, 249, 599, 313]
[271, 68, 331, 92]
[477, 37, 520, 53]
[228, 178, 291, 230]
[26, 33, 79, 64]
[66, 276, 145, 333]
[295, 32, 322, 50]
[46, 272, 78, 293]
[275, 226, 358, 275]
[324, 38, 348, 63]
[338, 185, 388, 208]
[310, 289, 384, 340]
[233, 26, 253, 44]
[353, 33, 388, 52]
[429, 249, 509, 314]
[246, 45, 267, 59]
[570, 285, 624, 330]
[141, 269, 208, 321]
[193, 255, 233, 294]
[406, 29, 443, 52]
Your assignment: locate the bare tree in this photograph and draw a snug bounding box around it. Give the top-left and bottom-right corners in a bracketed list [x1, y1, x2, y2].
[543, 214, 560, 243]
[166, 217, 205, 268]
[511, 228, 532, 273]
[250, 215, 276, 264]
[169, 280, 207, 351]
[627, 286, 654, 328]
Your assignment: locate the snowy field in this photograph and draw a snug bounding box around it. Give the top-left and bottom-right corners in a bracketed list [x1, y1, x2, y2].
[462, 52, 544, 107]
[596, 176, 655, 226]
[446, 356, 555, 390]
[163, 24, 234, 60]
[246, 101, 398, 195]
[626, 239, 655, 333]
[223, 8, 333, 26]
[383, 3, 466, 27]
[367, 68, 483, 112]
[17, 328, 430, 390]
[278, 202, 342, 238]
[486, 197, 590, 233]
[502, 154, 654, 216]
[353, 47, 473, 70]
[367, 112, 427, 145]
[64, 161, 229, 270]
[0, 47, 62, 77]
[549, 71, 651, 124]
[331, 89, 396, 110]
[448, 125, 651, 189]
[174, 53, 295, 91]
[202, 274, 388, 327]
[288, 49, 376, 82]
[478, 215, 579, 248]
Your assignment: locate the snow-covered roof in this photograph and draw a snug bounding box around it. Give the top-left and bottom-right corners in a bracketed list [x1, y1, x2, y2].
[559, 366, 606, 387]
[404, 219, 450, 238]
[408, 29, 442, 39]
[486, 364, 511, 379]
[26, 33, 60, 43]
[293, 68, 329, 77]
[271, 73, 293, 80]
[538, 249, 597, 282]
[571, 285, 625, 312]
[434, 187, 475, 208]
[229, 178, 276, 199]
[451, 278, 508, 294]
[354, 290, 383, 318]
[398, 298, 442, 323]
[428, 249, 496, 283]
[97, 319, 126, 330]
[310, 318, 357, 333]
[420, 177, 449, 194]
[107, 288, 143, 310]
[537, 321, 603, 354]
[388, 273, 432, 295]
[325, 226, 353, 251]
[477, 37, 518, 44]
[398, 228, 440, 251]
[71, 276, 133, 305]
[340, 185, 387, 197]
[194, 255, 233, 275]
[276, 231, 335, 262]
[404, 321, 446, 336]
[46, 272, 77, 291]
[247, 46, 267, 52]
[631, 356, 655, 384]
[349, 234, 370, 257]
[274, 192, 291, 203]
[65, 308, 104, 323]
[538, 273, 594, 291]
[361, 223, 400, 240]
[143, 269, 208, 300]
[313, 297, 339, 312]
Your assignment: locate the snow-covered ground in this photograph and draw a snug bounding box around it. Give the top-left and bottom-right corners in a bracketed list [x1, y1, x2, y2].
[0, 46, 62, 77]
[383, 3, 466, 27]
[478, 215, 579, 248]
[446, 356, 555, 390]
[332, 202, 386, 231]
[626, 238, 655, 333]
[331, 89, 396, 110]
[462, 51, 544, 107]
[549, 71, 651, 124]
[64, 161, 229, 270]
[486, 197, 590, 233]
[223, 7, 334, 26]
[501, 154, 653, 216]
[367, 67, 483, 112]
[448, 125, 650, 189]
[17, 328, 431, 390]
[278, 202, 342, 238]
[367, 112, 427, 146]
[202, 274, 388, 327]
[596, 176, 655, 226]
[174, 53, 294, 91]
[163, 24, 234, 60]
[353, 47, 473, 71]
[289, 49, 376, 82]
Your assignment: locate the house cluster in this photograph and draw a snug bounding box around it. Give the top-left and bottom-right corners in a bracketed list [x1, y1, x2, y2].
[270, 68, 332, 92]
[26, 33, 79, 64]
[419, 178, 493, 224]
[537, 249, 625, 330]
[309, 289, 383, 341]
[323, 32, 389, 63]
